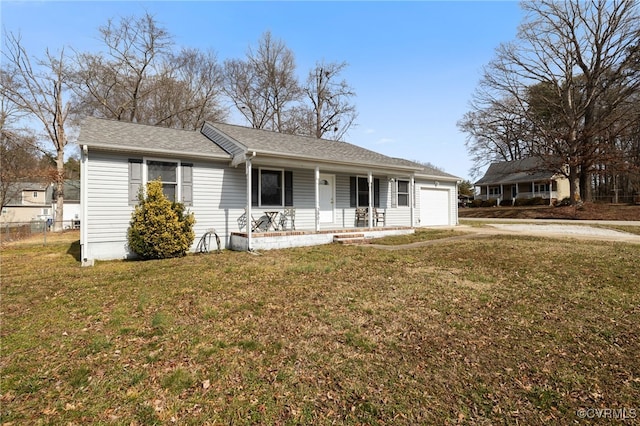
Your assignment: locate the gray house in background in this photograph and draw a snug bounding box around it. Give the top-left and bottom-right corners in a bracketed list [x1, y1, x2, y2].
[78, 117, 460, 263]
[475, 158, 570, 205]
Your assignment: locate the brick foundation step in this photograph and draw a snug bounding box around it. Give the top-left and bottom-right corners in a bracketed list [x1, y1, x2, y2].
[333, 233, 367, 245]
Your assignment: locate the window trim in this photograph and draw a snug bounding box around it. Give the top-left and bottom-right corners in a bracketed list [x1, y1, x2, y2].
[397, 179, 409, 207]
[250, 168, 293, 207]
[257, 167, 285, 207]
[350, 176, 380, 208]
[146, 159, 180, 202]
[534, 182, 550, 193]
[128, 157, 193, 206]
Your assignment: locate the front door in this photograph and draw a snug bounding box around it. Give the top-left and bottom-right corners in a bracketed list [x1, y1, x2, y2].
[319, 174, 334, 223]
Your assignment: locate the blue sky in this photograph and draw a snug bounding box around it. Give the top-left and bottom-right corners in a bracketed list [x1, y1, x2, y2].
[2, 1, 523, 180]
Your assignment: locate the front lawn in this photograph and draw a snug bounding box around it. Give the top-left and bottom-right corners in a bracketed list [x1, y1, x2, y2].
[1, 232, 638, 424]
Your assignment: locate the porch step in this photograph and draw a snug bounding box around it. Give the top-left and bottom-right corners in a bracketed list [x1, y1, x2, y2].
[333, 233, 367, 245]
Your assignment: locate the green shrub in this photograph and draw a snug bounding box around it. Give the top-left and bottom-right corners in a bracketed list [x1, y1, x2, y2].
[128, 179, 195, 260]
[470, 199, 484, 208]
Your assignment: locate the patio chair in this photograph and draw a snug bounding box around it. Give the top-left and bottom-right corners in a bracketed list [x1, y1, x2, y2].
[355, 207, 367, 227]
[238, 209, 263, 232]
[279, 208, 296, 230]
[373, 208, 386, 226]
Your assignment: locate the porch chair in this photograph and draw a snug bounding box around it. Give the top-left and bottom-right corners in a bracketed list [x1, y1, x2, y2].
[279, 208, 296, 230]
[373, 208, 386, 227]
[355, 207, 368, 227]
[238, 209, 263, 232]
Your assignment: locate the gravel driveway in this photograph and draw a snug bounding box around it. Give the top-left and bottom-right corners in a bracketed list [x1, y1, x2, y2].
[477, 223, 640, 243]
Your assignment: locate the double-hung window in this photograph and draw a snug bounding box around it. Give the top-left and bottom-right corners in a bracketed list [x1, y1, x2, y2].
[534, 183, 550, 193]
[251, 168, 294, 207]
[488, 186, 501, 196]
[350, 176, 380, 208]
[128, 159, 193, 206]
[148, 161, 178, 201]
[397, 179, 409, 207]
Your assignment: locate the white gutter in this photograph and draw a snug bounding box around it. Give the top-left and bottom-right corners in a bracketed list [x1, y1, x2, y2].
[82, 142, 230, 161]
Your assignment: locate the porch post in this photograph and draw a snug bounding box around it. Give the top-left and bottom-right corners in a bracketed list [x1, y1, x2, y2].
[367, 171, 373, 228]
[246, 158, 252, 251]
[500, 184, 503, 204]
[410, 174, 415, 227]
[532, 181, 535, 197]
[314, 166, 320, 232]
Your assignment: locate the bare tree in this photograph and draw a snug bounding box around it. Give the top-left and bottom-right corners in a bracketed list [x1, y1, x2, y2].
[224, 31, 300, 131]
[464, 0, 640, 203]
[302, 61, 357, 140]
[71, 13, 225, 130]
[0, 128, 42, 210]
[458, 95, 533, 177]
[71, 12, 172, 123]
[142, 48, 227, 129]
[1, 32, 71, 230]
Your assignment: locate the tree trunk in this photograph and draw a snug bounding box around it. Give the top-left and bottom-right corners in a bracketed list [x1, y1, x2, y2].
[579, 164, 593, 202]
[569, 164, 580, 204]
[54, 148, 65, 232]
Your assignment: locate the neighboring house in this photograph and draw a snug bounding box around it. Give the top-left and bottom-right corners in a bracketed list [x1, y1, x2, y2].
[0, 182, 52, 224]
[78, 117, 460, 263]
[53, 180, 81, 228]
[475, 158, 570, 205]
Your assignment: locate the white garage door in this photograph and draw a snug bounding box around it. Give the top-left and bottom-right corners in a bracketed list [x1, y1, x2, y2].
[420, 188, 450, 226]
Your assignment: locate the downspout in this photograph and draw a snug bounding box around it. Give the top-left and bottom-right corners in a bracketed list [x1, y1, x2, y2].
[367, 171, 373, 228]
[455, 179, 461, 225]
[410, 175, 415, 227]
[314, 166, 320, 232]
[246, 153, 255, 251]
[80, 145, 92, 266]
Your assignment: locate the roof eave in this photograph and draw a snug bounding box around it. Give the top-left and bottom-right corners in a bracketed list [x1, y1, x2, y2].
[81, 142, 231, 161]
[249, 149, 423, 173]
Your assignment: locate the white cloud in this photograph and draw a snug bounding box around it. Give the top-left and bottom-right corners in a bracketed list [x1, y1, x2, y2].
[376, 138, 395, 145]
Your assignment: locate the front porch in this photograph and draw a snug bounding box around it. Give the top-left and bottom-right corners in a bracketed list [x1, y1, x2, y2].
[230, 226, 414, 251]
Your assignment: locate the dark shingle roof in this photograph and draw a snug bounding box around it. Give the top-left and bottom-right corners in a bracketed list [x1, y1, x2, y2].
[77, 117, 229, 159]
[208, 122, 423, 171]
[77, 117, 460, 178]
[475, 158, 557, 185]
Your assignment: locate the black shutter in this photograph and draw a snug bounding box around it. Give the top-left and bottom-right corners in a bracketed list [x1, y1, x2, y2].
[251, 168, 259, 206]
[128, 159, 143, 205]
[374, 178, 380, 207]
[350, 176, 356, 207]
[284, 171, 293, 206]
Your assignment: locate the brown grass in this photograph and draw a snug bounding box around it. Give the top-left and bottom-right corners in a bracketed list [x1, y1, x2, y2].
[1, 231, 639, 425]
[459, 203, 640, 221]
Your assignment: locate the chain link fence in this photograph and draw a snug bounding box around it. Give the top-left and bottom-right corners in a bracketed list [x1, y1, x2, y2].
[1, 220, 80, 244]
